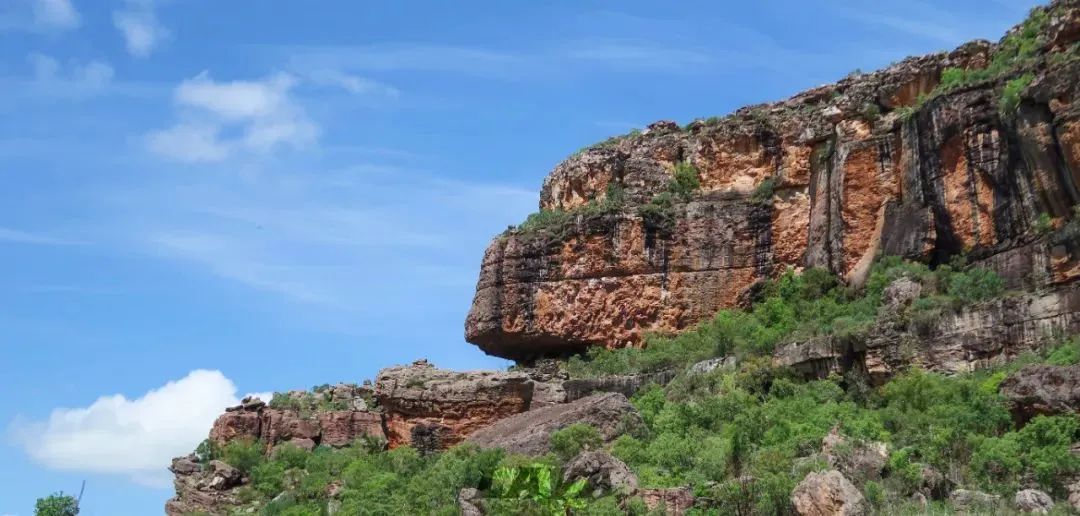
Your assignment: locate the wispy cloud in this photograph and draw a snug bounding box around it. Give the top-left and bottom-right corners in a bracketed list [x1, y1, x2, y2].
[565, 39, 712, 70]
[147, 71, 317, 162]
[0, 0, 79, 32]
[26, 53, 114, 93]
[113, 0, 169, 58]
[286, 44, 521, 77]
[0, 226, 83, 246]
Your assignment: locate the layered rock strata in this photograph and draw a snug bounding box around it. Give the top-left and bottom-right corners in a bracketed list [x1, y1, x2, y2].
[467, 1, 1080, 361]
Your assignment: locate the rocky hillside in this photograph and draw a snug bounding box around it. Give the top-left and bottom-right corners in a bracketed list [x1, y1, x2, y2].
[466, 0, 1080, 362]
[167, 2, 1080, 515]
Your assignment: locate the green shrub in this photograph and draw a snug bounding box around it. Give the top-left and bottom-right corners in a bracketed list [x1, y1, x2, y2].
[35, 493, 79, 516]
[488, 463, 588, 514]
[1000, 73, 1035, 116]
[550, 424, 602, 461]
[669, 161, 701, 200]
[220, 438, 265, 474]
[1036, 212, 1054, 234]
[1047, 338, 1080, 366]
[750, 177, 776, 204]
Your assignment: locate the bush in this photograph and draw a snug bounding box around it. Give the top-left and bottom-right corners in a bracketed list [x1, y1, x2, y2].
[750, 177, 776, 204]
[220, 438, 265, 474]
[1047, 338, 1080, 366]
[1000, 73, 1035, 116]
[669, 161, 701, 200]
[550, 424, 602, 461]
[35, 493, 79, 516]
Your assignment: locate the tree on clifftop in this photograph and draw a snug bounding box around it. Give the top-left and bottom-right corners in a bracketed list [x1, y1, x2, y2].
[34, 493, 79, 516]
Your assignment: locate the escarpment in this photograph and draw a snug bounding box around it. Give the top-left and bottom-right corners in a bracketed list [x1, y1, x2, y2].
[466, 1, 1080, 362]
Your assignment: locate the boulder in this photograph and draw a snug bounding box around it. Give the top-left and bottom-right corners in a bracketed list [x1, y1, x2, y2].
[561, 451, 638, 497]
[790, 470, 867, 516]
[999, 364, 1080, 423]
[316, 411, 383, 447]
[466, 392, 642, 456]
[1015, 489, 1054, 513]
[206, 460, 242, 491]
[949, 489, 1001, 512]
[687, 356, 737, 375]
[458, 487, 483, 516]
[561, 370, 677, 402]
[882, 277, 922, 310]
[820, 426, 887, 483]
[639, 487, 695, 516]
[374, 360, 535, 449]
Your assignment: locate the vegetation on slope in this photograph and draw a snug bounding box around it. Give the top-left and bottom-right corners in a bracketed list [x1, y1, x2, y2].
[186, 255, 1080, 515]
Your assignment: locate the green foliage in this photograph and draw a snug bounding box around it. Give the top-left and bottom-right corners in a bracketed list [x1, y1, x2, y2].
[268, 390, 350, 416]
[1047, 337, 1080, 366]
[489, 463, 588, 515]
[194, 438, 219, 463]
[669, 161, 701, 200]
[1036, 212, 1055, 235]
[550, 424, 602, 461]
[516, 209, 573, 235]
[750, 177, 776, 204]
[1000, 73, 1035, 117]
[220, 438, 265, 474]
[34, 493, 79, 516]
[971, 415, 1080, 494]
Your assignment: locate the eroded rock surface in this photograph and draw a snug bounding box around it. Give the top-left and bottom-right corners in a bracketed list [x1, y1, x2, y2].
[1000, 364, 1080, 422]
[466, 3, 1080, 361]
[466, 392, 642, 456]
[791, 470, 867, 516]
[373, 359, 536, 449]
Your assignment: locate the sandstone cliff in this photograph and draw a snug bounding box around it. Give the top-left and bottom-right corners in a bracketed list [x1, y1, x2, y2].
[466, 1, 1080, 362]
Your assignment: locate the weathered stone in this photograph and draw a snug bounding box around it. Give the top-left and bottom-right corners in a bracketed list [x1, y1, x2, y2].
[687, 356, 737, 375]
[374, 360, 535, 449]
[465, 1, 1080, 361]
[562, 451, 638, 497]
[791, 470, 867, 516]
[466, 392, 642, 456]
[882, 277, 921, 310]
[949, 489, 1001, 512]
[561, 370, 677, 402]
[1000, 364, 1080, 423]
[458, 487, 484, 516]
[1015, 489, 1055, 514]
[639, 487, 695, 516]
[316, 411, 383, 447]
[820, 426, 887, 483]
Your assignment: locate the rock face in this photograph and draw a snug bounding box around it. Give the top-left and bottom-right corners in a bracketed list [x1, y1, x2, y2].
[466, 392, 643, 456]
[166, 457, 247, 516]
[373, 360, 537, 449]
[949, 489, 1002, 511]
[207, 393, 383, 453]
[820, 427, 888, 483]
[774, 282, 1080, 383]
[465, 0, 1080, 361]
[561, 451, 638, 497]
[1000, 364, 1080, 422]
[1015, 488, 1055, 513]
[791, 470, 867, 516]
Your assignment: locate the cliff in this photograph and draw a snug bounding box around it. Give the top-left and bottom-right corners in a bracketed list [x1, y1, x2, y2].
[465, 1, 1080, 361]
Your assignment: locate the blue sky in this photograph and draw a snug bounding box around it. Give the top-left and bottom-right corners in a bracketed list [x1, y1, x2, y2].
[0, 0, 1042, 514]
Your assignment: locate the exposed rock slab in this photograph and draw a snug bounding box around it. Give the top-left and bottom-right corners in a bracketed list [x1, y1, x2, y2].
[1000, 364, 1080, 423]
[465, 4, 1080, 360]
[465, 392, 642, 456]
[791, 470, 867, 516]
[374, 360, 535, 449]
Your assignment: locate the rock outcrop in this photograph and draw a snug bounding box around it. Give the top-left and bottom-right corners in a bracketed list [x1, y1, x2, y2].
[466, 392, 643, 456]
[207, 391, 382, 453]
[774, 282, 1080, 383]
[561, 451, 638, 497]
[1000, 363, 1080, 422]
[791, 470, 867, 516]
[1015, 488, 1055, 513]
[373, 360, 536, 449]
[466, 0, 1080, 361]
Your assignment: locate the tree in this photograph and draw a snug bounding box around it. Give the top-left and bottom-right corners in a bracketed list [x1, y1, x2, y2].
[35, 493, 79, 516]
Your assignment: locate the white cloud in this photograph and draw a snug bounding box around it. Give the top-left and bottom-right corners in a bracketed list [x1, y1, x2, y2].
[148, 71, 318, 162]
[9, 370, 252, 486]
[113, 0, 168, 58]
[26, 53, 114, 92]
[305, 69, 400, 97]
[0, 0, 79, 31]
